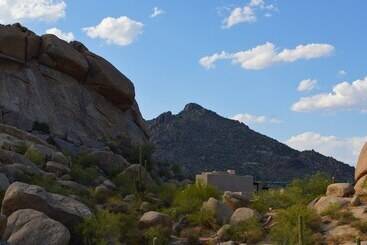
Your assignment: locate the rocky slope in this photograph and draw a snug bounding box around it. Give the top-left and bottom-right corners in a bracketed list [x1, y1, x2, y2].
[148, 103, 354, 182]
[0, 23, 148, 154]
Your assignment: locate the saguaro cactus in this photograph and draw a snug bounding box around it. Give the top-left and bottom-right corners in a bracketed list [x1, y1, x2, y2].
[356, 237, 361, 245]
[298, 215, 304, 245]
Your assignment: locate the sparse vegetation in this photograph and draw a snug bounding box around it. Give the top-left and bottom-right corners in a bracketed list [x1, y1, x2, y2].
[143, 225, 171, 245]
[270, 204, 321, 245]
[24, 148, 45, 166]
[226, 217, 264, 244]
[251, 173, 331, 214]
[78, 210, 142, 245]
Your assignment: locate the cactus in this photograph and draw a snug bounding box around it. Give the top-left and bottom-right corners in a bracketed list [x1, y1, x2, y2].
[356, 237, 361, 245]
[134, 145, 146, 195]
[152, 237, 158, 245]
[298, 215, 304, 245]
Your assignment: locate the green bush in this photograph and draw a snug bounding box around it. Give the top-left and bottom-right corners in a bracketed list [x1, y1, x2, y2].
[78, 210, 142, 245]
[113, 174, 138, 196]
[14, 142, 28, 154]
[24, 148, 44, 166]
[226, 217, 264, 244]
[29, 175, 71, 196]
[128, 144, 155, 171]
[70, 162, 99, 186]
[73, 153, 99, 168]
[143, 225, 171, 245]
[270, 204, 321, 245]
[169, 184, 220, 217]
[187, 209, 217, 229]
[251, 173, 331, 214]
[321, 204, 357, 225]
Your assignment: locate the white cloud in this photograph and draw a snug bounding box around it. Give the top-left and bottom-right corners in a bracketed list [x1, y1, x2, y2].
[292, 76, 367, 112]
[297, 79, 317, 92]
[286, 132, 367, 165]
[338, 70, 347, 76]
[223, 0, 277, 28]
[200, 42, 334, 70]
[0, 0, 66, 24]
[150, 7, 165, 18]
[83, 16, 143, 46]
[231, 113, 281, 124]
[46, 27, 74, 42]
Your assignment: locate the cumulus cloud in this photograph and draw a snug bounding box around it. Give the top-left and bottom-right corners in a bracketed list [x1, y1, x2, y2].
[150, 7, 165, 18]
[83, 16, 143, 46]
[292, 76, 367, 112]
[200, 42, 334, 70]
[231, 113, 281, 124]
[0, 0, 66, 23]
[286, 132, 367, 165]
[297, 79, 317, 92]
[46, 27, 74, 42]
[223, 0, 277, 28]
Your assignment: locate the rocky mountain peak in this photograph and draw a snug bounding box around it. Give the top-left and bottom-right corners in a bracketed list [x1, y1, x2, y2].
[148, 104, 354, 182]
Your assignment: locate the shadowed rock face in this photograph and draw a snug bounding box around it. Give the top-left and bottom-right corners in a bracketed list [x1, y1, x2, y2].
[0, 23, 148, 148]
[148, 103, 354, 182]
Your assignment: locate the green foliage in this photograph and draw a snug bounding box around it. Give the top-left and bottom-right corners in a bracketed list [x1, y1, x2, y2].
[113, 174, 139, 196]
[352, 220, 367, 233]
[168, 184, 221, 218]
[73, 153, 99, 168]
[24, 148, 44, 166]
[14, 142, 28, 154]
[128, 144, 155, 171]
[143, 226, 171, 245]
[187, 209, 217, 229]
[29, 175, 70, 195]
[320, 203, 342, 217]
[251, 173, 331, 214]
[321, 204, 357, 225]
[270, 204, 321, 245]
[78, 210, 142, 245]
[32, 121, 50, 134]
[70, 162, 99, 186]
[226, 217, 264, 244]
[154, 183, 178, 206]
[170, 163, 182, 177]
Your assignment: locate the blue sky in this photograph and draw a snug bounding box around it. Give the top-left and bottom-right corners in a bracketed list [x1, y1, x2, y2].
[1, 0, 366, 166]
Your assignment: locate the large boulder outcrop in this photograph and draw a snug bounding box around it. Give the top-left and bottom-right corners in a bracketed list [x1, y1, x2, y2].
[355, 143, 367, 182]
[229, 207, 259, 225]
[39, 34, 88, 81]
[312, 196, 350, 214]
[326, 183, 354, 197]
[86, 150, 129, 175]
[0, 23, 148, 149]
[2, 209, 70, 245]
[0, 24, 40, 63]
[1, 182, 92, 227]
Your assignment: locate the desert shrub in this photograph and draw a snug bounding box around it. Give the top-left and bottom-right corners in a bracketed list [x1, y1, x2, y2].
[78, 210, 141, 245]
[169, 184, 220, 217]
[352, 220, 367, 233]
[226, 217, 264, 244]
[127, 144, 155, 171]
[320, 203, 342, 217]
[143, 225, 171, 245]
[70, 162, 99, 186]
[113, 174, 138, 196]
[321, 204, 357, 224]
[252, 173, 331, 214]
[14, 141, 28, 154]
[154, 183, 178, 206]
[24, 148, 44, 166]
[29, 175, 70, 195]
[73, 153, 99, 168]
[187, 209, 217, 229]
[32, 121, 50, 134]
[270, 204, 321, 245]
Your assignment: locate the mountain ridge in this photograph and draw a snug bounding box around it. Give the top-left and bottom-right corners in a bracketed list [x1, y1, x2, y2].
[148, 103, 354, 182]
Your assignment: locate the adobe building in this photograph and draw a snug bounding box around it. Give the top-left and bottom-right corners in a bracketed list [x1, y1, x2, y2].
[196, 170, 255, 198]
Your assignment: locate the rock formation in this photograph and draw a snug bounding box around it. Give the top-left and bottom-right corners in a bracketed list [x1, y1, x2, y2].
[148, 103, 354, 182]
[0, 23, 148, 152]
